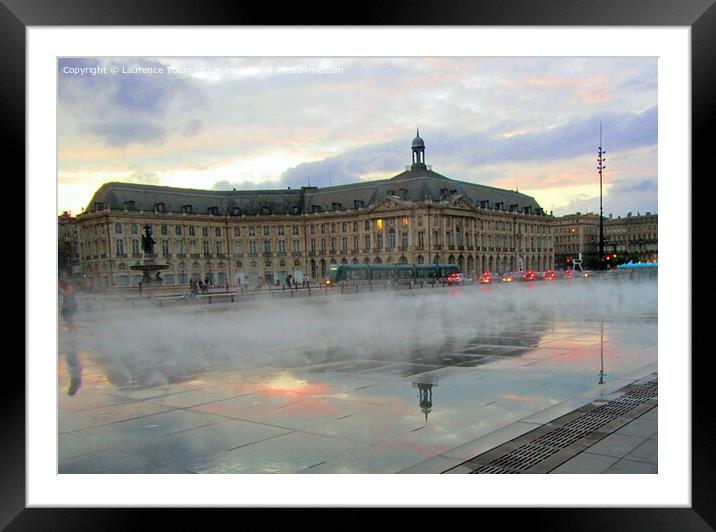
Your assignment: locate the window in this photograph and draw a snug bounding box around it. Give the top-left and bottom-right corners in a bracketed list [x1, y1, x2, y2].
[189, 226, 196, 236]
[263, 226, 270, 236]
[175, 226, 182, 236]
[292, 226, 299, 235]
[364, 235, 370, 250]
[376, 219, 383, 231]
[161, 225, 168, 235]
[387, 231, 395, 250]
[278, 240, 286, 253]
[277, 226, 285, 236]
[132, 239, 140, 255]
[116, 239, 124, 256]
[249, 241, 257, 255]
[249, 227, 256, 236]
[203, 227, 209, 237]
[215, 228, 221, 237]
[234, 227, 241, 236]
[418, 231, 424, 248]
[342, 222, 347, 233]
[162, 240, 169, 256]
[131, 224, 139, 235]
[177, 241, 185, 255]
[216, 241, 223, 255]
[364, 220, 369, 231]
[114, 223, 122, 234]
[292, 240, 300, 253]
[203, 241, 210, 255]
[263, 240, 271, 253]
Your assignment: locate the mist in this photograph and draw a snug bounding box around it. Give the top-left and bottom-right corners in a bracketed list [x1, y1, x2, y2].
[70, 280, 657, 388]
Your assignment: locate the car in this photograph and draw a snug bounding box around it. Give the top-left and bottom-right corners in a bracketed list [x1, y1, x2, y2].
[447, 272, 473, 286]
[522, 270, 537, 282]
[543, 270, 557, 281]
[582, 270, 593, 278]
[478, 272, 493, 284]
[500, 272, 514, 282]
[563, 269, 574, 280]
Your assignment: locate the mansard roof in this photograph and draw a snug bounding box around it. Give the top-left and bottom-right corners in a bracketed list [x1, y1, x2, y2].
[85, 134, 545, 217]
[86, 167, 543, 217]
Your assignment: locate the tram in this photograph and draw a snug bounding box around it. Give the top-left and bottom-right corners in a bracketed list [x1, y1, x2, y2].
[325, 263, 460, 288]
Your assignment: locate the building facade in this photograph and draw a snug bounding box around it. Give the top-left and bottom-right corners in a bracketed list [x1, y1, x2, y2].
[553, 212, 600, 267]
[71, 134, 555, 289]
[58, 211, 80, 279]
[604, 212, 658, 263]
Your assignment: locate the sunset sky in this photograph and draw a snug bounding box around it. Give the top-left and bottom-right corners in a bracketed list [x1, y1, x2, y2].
[57, 56, 657, 217]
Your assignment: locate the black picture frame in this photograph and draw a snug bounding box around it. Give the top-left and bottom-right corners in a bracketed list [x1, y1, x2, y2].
[9, 0, 710, 527]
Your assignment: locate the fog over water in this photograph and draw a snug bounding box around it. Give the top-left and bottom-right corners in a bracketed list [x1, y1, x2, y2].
[70, 280, 657, 388]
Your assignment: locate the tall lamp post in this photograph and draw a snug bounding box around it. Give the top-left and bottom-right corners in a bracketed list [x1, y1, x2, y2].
[597, 123, 607, 270]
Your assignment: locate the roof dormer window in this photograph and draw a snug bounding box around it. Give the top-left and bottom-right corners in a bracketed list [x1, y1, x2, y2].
[124, 200, 136, 211]
[208, 206, 219, 215]
[155, 202, 165, 213]
[182, 204, 193, 214]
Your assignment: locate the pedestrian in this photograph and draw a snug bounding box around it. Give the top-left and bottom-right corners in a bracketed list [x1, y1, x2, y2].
[138, 281, 143, 296]
[60, 280, 78, 334]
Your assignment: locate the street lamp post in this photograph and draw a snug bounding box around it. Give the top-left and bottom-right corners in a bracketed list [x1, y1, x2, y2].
[597, 123, 607, 271]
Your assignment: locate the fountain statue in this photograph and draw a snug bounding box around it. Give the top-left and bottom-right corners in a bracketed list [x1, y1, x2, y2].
[130, 224, 169, 285]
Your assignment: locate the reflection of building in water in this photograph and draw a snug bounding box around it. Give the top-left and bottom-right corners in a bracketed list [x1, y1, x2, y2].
[413, 382, 436, 424]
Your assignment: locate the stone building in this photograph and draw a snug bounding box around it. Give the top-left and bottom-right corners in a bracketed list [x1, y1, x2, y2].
[58, 211, 80, 279]
[604, 212, 658, 263]
[553, 212, 600, 267]
[72, 133, 555, 289]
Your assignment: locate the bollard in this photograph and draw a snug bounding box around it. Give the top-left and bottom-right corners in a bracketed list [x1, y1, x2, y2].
[208, 295, 212, 304]
[291, 290, 294, 298]
[231, 294, 234, 303]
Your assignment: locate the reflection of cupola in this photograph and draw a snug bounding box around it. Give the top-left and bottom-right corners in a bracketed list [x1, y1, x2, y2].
[411, 128, 426, 170]
[413, 382, 436, 424]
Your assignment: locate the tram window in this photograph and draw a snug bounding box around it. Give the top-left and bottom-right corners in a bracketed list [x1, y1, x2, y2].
[398, 268, 413, 279]
[349, 268, 368, 280]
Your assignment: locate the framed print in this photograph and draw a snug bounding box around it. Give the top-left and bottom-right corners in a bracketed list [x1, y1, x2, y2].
[9, 0, 712, 527]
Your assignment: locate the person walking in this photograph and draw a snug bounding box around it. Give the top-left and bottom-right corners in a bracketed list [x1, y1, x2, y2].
[60, 280, 78, 334]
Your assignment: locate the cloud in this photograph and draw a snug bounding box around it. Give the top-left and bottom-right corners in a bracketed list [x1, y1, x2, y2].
[554, 177, 657, 217]
[58, 58, 206, 147]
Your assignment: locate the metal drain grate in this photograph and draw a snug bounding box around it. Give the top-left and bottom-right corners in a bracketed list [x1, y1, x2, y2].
[490, 445, 554, 470]
[453, 377, 658, 474]
[470, 464, 518, 474]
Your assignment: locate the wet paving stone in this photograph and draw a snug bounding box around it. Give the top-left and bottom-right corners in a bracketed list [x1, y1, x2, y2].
[58, 291, 658, 474]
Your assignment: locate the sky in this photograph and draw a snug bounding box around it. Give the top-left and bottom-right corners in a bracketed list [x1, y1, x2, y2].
[57, 57, 657, 217]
